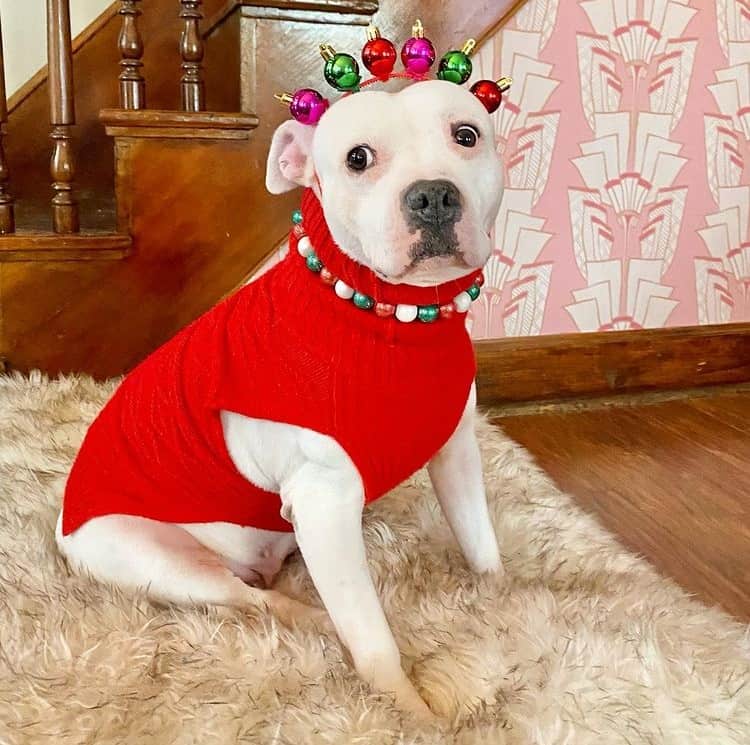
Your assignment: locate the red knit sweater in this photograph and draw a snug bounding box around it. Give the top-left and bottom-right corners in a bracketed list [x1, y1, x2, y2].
[62, 190, 478, 535]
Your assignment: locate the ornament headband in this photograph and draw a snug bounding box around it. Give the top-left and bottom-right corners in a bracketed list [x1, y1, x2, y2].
[274, 19, 512, 126]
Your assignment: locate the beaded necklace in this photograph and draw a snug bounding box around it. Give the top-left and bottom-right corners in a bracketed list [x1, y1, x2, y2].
[290, 208, 484, 324]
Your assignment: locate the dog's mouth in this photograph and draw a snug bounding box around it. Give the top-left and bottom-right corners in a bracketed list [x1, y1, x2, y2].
[408, 225, 461, 265]
[376, 253, 470, 284]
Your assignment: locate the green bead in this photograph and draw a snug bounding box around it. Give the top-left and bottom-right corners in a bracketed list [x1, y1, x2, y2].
[466, 284, 481, 301]
[417, 304, 440, 323]
[437, 51, 473, 84]
[292, 209, 303, 225]
[324, 53, 361, 91]
[306, 253, 323, 272]
[352, 292, 375, 310]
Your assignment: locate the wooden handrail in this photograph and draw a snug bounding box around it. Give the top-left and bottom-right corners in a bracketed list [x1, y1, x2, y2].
[180, 0, 206, 112]
[47, 0, 79, 234]
[118, 0, 146, 109]
[0, 13, 15, 234]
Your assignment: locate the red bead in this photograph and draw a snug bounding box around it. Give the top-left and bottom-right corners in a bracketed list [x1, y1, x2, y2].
[470, 80, 503, 114]
[375, 302, 395, 317]
[293, 224, 305, 237]
[362, 37, 397, 79]
[320, 268, 337, 285]
[439, 303, 456, 319]
[475, 273, 485, 287]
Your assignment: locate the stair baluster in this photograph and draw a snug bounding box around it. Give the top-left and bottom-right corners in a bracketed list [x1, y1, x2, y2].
[0, 14, 15, 234]
[180, 0, 205, 112]
[118, 0, 146, 110]
[47, 0, 79, 233]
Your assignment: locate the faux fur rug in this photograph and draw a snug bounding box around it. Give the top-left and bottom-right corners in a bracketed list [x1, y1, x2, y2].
[1, 372, 749, 745]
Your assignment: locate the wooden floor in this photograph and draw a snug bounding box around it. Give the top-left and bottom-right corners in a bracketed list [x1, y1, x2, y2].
[494, 390, 750, 621]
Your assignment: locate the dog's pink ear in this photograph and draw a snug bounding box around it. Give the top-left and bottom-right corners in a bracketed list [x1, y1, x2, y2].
[266, 119, 316, 194]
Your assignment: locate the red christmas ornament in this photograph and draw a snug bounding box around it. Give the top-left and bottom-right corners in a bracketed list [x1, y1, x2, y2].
[470, 80, 502, 113]
[362, 26, 397, 79]
[470, 77, 512, 114]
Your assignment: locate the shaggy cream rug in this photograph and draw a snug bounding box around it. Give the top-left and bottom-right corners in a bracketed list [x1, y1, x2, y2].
[0, 372, 749, 745]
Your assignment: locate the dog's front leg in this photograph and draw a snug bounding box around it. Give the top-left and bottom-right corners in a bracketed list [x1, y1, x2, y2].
[427, 383, 503, 575]
[285, 462, 434, 720]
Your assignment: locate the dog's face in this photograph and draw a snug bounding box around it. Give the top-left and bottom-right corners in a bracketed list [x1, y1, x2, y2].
[267, 80, 503, 285]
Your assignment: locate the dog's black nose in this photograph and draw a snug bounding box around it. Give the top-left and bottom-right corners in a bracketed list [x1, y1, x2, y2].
[403, 179, 462, 229]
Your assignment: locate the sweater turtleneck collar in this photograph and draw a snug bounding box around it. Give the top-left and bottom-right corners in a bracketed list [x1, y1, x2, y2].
[295, 188, 482, 309]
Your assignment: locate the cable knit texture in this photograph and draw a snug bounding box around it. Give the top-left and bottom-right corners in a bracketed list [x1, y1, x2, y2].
[62, 190, 478, 535]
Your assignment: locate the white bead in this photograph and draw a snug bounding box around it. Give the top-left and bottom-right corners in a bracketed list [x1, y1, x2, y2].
[453, 291, 472, 313]
[297, 236, 313, 257]
[395, 304, 418, 323]
[334, 280, 355, 300]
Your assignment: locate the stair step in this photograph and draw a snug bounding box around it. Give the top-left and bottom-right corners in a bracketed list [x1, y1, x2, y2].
[14, 193, 118, 234]
[100, 109, 258, 139]
[235, 0, 378, 25]
[0, 232, 132, 262]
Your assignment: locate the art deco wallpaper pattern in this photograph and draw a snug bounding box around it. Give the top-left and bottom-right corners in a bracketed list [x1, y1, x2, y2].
[258, 1, 749, 338]
[468, 0, 750, 338]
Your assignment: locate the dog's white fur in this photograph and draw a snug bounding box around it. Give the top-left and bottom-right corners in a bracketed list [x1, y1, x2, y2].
[56, 80, 504, 719]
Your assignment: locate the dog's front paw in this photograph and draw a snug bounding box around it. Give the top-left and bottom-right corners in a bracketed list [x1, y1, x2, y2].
[469, 552, 504, 578]
[386, 677, 441, 725]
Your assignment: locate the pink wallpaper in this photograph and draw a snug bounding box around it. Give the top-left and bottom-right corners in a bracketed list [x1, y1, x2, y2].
[468, 0, 750, 338]
[259, 1, 749, 337]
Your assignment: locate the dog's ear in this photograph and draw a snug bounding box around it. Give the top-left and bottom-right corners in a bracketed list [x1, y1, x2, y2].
[266, 119, 316, 194]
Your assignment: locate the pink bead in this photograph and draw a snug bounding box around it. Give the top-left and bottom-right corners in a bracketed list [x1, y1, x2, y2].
[375, 302, 395, 317]
[401, 37, 436, 75]
[475, 273, 485, 287]
[293, 225, 305, 237]
[290, 88, 330, 125]
[439, 303, 455, 319]
[320, 268, 337, 285]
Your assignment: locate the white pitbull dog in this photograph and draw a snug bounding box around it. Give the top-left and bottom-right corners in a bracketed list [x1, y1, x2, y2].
[57, 79, 504, 718]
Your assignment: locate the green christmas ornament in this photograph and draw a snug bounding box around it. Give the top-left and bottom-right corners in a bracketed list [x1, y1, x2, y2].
[437, 38, 476, 85]
[320, 44, 361, 91]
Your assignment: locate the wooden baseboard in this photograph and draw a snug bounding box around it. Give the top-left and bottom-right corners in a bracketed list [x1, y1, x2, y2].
[475, 323, 750, 406]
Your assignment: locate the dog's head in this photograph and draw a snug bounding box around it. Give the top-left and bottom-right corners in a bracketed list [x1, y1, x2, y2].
[266, 80, 503, 285]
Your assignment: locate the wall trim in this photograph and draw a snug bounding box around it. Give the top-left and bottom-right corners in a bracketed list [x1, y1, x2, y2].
[475, 323, 750, 406]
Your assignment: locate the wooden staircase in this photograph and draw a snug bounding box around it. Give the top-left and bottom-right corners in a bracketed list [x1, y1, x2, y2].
[0, 0, 521, 378]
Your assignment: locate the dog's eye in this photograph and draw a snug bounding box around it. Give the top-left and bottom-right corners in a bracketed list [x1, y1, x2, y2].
[454, 124, 480, 148]
[346, 145, 375, 172]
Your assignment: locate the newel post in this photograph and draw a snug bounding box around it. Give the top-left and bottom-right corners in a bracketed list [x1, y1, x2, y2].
[0, 13, 15, 234]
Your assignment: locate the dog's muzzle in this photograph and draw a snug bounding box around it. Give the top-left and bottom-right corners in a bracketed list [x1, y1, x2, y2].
[402, 179, 463, 262]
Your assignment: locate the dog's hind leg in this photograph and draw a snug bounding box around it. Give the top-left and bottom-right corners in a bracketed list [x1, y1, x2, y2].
[55, 512, 327, 629]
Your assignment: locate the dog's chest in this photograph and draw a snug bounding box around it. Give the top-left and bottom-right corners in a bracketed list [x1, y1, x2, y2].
[212, 282, 477, 502]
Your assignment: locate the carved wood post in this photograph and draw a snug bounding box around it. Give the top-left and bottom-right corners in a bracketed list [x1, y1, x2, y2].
[0, 14, 15, 234]
[180, 0, 205, 112]
[118, 0, 145, 110]
[47, 0, 79, 233]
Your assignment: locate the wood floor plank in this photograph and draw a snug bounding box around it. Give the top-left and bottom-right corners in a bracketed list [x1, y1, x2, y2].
[494, 392, 750, 620]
